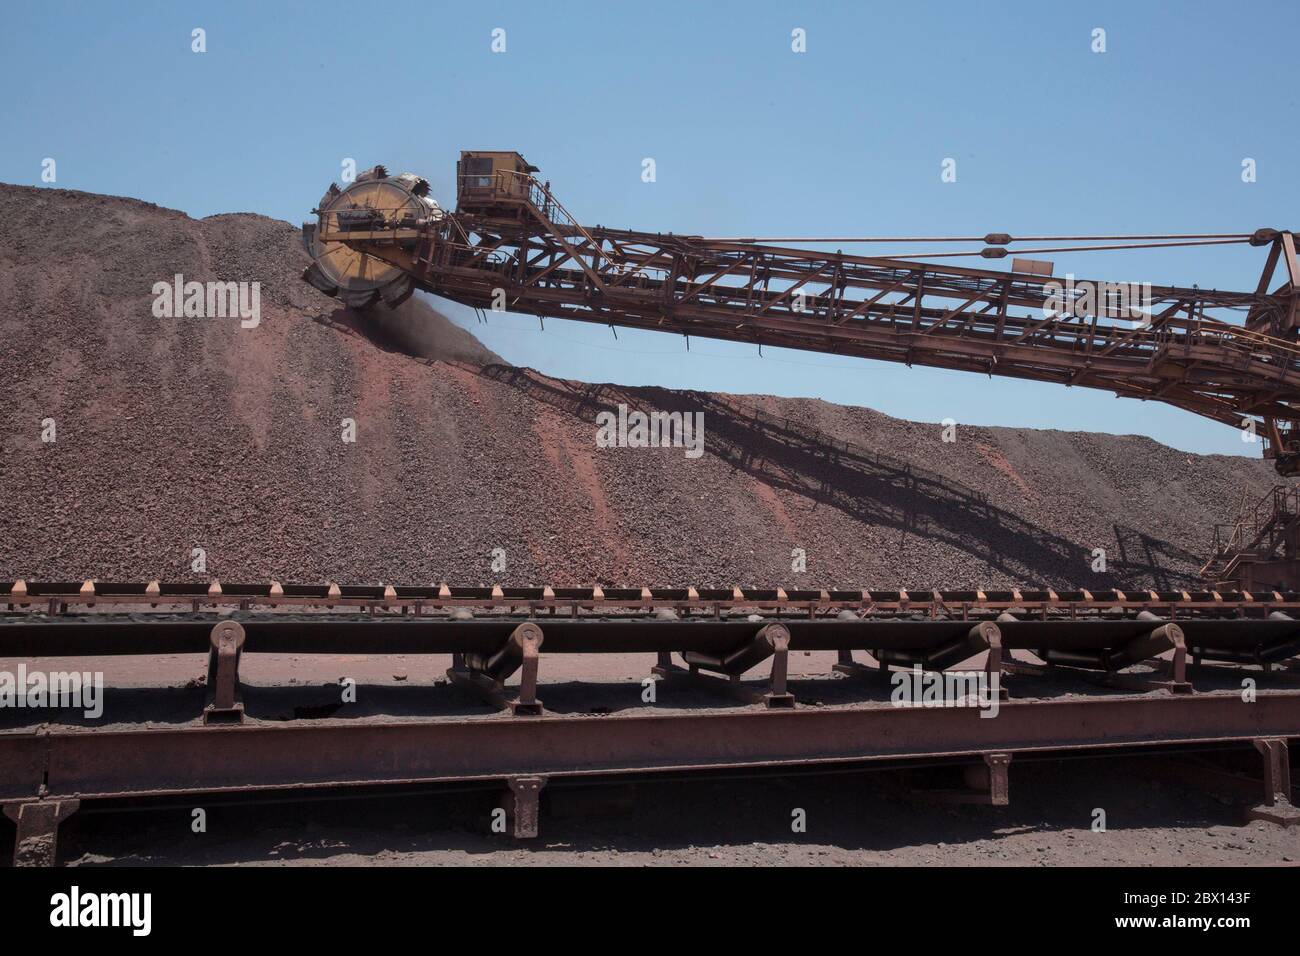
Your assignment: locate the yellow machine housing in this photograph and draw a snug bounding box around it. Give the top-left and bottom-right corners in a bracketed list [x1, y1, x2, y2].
[456, 151, 539, 209]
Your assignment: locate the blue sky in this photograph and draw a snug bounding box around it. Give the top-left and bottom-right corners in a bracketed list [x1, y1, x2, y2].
[5, 0, 1298, 456]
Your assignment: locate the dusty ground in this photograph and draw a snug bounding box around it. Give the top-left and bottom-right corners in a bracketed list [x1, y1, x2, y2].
[53, 767, 1296, 867]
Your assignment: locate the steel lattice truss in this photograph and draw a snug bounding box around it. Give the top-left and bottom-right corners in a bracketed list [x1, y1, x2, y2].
[314, 168, 1300, 472]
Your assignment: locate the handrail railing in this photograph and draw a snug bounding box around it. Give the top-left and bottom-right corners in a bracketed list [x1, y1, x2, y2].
[457, 169, 604, 252]
[1208, 484, 1300, 560]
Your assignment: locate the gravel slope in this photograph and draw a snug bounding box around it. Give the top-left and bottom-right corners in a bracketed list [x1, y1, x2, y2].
[0, 182, 1275, 588]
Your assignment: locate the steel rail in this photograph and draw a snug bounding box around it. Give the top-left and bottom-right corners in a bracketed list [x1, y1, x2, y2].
[2, 613, 1297, 664]
[1, 692, 1296, 804]
[8, 581, 1300, 613]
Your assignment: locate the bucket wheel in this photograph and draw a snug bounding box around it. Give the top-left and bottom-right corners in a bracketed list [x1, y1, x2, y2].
[302, 165, 441, 310]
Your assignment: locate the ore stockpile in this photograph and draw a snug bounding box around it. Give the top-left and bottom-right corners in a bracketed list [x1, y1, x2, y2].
[0, 183, 1273, 589]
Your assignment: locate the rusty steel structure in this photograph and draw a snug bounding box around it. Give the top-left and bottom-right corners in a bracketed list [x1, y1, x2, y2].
[12, 156, 1300, 865]
[13, 576, 1300, 617]
[4, 581, 1299, 862]
[8, 578, 1300, 714]
[1201, 484, 1300, 591]
[3, 696, 1297, 861]
[302, 153, 1300, 477]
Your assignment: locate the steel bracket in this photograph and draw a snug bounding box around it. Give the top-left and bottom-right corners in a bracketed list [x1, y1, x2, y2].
[3, 798, 80, 867]
[657, 623, 794, 708]
[905, 753, 1011, 806]
[1247, 737, 1299, 826]
[204, 620, 246, 724]
[837, 623, 1007, 699]
[1023, 617, 1191, 694]
[504, 775, 547, 838]
[1103, 622, 1191, 694]
[982, 752, 1012, 806]
[448, 623, 545, 715]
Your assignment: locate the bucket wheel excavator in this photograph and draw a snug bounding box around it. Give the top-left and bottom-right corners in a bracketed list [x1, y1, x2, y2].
[302, 165, 445, 310]
[301, 151, 1300, 589]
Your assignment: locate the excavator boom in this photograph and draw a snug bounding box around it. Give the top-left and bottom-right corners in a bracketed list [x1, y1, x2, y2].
[303, 152, 1300, 475]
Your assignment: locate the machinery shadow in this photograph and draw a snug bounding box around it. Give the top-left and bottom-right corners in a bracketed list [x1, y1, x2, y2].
[50, 756, 1255, 866]
[477, 364, 1201, 588]
[1112, 524, 1203, 592]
